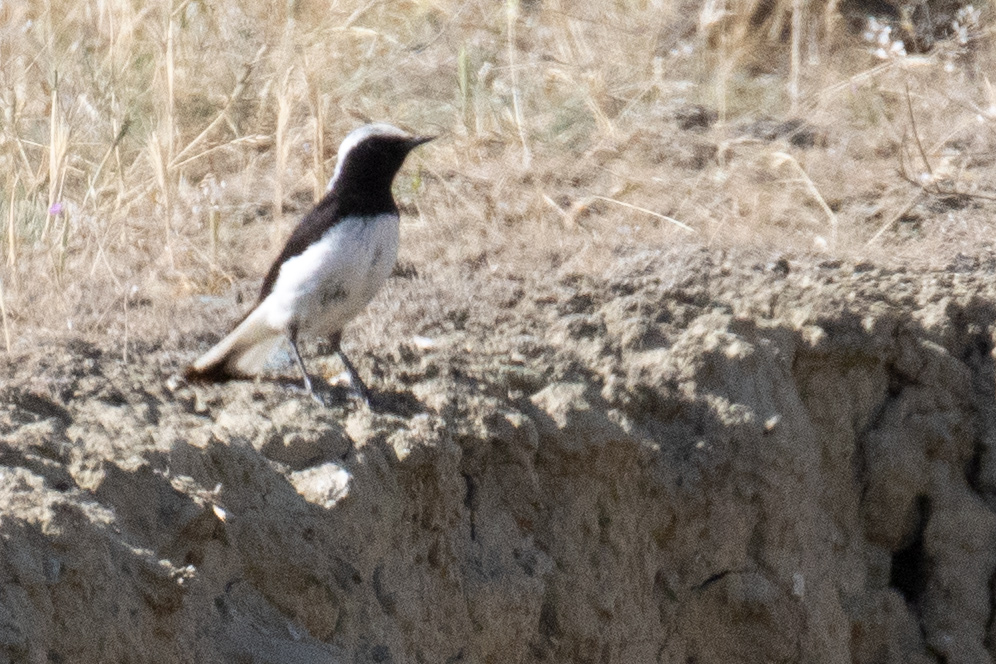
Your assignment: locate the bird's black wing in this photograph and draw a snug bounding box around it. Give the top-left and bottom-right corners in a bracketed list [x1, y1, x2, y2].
[257, 193, 343, 302]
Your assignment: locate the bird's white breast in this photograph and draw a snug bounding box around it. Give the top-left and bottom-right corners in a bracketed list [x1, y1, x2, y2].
[260, 213, 400, 335]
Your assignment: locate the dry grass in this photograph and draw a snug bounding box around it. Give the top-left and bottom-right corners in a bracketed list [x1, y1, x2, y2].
[1, 0, 995, 349]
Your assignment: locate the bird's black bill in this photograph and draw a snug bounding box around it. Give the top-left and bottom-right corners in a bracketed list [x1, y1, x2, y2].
[407, 135, 435, 149]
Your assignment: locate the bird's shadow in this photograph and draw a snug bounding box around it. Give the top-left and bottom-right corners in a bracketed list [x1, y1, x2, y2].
[268, 375, 424, 417]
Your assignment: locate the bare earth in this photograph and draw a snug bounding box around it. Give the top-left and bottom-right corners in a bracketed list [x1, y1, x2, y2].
[2, 245, 996, 663]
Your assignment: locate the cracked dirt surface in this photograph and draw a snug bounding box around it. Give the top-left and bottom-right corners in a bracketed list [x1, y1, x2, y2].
[2, 246, 996, 663]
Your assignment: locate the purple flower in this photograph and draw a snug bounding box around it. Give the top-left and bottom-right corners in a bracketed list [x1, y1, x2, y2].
[49, 202, 64, 215]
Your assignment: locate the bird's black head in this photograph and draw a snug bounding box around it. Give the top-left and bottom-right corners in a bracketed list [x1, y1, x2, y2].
[327, 124, 433, 212]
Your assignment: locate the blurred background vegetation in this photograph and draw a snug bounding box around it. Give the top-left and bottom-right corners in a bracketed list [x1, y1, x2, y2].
[0, 0, 993, 344]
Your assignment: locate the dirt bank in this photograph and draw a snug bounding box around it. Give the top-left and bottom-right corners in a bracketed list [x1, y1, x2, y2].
[2, 247, 996, 663]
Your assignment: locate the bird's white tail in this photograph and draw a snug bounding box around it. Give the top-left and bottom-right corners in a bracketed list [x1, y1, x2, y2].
[185, 307, 284, 381]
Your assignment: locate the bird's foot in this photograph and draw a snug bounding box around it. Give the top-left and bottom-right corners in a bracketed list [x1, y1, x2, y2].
[348, 384, 372, 409]
[297, 378, 369, 409]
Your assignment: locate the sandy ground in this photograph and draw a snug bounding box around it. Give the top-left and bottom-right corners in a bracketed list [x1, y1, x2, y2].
[2, 244, 996, 663]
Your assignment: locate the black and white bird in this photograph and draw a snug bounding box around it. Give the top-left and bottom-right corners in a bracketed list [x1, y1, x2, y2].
[185, 123, 433, 402]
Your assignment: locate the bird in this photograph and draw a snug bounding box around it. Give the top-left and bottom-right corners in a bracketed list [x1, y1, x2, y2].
[185, 123, 433, 403]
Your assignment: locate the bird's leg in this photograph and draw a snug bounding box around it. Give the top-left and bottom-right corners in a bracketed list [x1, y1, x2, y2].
[338, 349, 372, 404]
[288, 324, 322, 403]
[330, 331, 371, 405]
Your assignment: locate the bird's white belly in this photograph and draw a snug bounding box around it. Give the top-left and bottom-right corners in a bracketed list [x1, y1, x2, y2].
[261, 213, 400, 335]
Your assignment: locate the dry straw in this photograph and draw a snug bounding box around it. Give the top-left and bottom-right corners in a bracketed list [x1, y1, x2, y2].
[0, 0, 991, 344]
